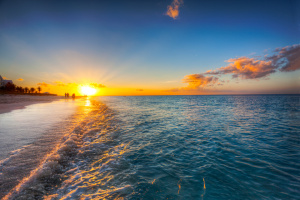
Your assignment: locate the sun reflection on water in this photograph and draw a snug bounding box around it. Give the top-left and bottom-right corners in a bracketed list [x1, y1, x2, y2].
[85, 98, 91, 107]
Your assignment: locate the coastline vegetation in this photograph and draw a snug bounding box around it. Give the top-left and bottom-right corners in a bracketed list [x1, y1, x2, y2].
[0, 82, 57, 96]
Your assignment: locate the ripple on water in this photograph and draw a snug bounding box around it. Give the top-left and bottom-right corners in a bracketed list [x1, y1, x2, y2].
[3, 95, 300, 200]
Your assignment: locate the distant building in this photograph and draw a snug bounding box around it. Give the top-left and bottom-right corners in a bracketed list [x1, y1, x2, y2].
[0, 75, 13, 87]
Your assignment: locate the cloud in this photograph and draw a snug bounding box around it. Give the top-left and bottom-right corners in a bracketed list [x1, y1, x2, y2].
[182, 74, 219, 89]
[37, 82, 49, 87]
[166, 0, 183, 19]
[271, 44, 300, 72]
[205, 57, 276, 79]
[180, 44, 300, 90]
[205, 44, 300, 79]
[136, 89, 144, 91]
[90, 83, 106, 88]
[17, 78, 23, 81]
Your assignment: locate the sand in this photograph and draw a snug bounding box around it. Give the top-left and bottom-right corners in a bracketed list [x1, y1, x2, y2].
[0, 95, 63, 114]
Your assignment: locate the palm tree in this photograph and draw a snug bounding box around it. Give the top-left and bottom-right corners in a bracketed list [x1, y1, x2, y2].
[24, 87, 29, 93]
[30, 87, 35, 94]
[16, 86, 21, 93]
[37, 86, 41, 93]
[15, 86, 23, 93]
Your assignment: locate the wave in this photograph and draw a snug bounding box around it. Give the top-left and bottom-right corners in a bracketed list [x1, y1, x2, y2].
[3, 100, 128, 200]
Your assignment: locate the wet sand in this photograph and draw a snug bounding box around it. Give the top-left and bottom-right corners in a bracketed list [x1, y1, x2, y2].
[0, 95, 63, 114]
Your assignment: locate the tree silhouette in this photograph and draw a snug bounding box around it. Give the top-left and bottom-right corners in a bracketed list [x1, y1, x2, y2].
[24, 87, 29, 93]
[30, 87, 35, 93]
[16, 86, 24, 93]
[37, 86, 41, 93]
[5, 82, 16, 91]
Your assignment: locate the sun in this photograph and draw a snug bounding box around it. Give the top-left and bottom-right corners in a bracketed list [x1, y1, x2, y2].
[80, 85, 97, 96]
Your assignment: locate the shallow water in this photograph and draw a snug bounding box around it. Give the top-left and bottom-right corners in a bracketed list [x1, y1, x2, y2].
[0, 99, 77, 160]
[2, 95, 300, 199]
[0, 99, 80, 198]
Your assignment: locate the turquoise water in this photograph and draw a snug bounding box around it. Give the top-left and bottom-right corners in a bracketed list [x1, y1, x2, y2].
[2, 95, 300, 199]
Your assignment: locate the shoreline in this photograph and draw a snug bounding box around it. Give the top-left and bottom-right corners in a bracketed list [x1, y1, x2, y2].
[0, 95, 63, 114]
[0, 101, 48, 114]
[0, 97, 86, 199]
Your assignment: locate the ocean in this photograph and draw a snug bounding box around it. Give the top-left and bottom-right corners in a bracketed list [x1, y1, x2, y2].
[0, 95, 299, 200]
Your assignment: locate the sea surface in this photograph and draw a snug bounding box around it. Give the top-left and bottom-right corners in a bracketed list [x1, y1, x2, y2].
[0, 95, 299, 200]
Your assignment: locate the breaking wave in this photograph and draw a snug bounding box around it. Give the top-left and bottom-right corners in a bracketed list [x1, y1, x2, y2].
[3, 99, 130, 199]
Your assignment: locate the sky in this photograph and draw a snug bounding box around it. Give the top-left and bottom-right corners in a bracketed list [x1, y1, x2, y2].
[0, 0, 299, 96]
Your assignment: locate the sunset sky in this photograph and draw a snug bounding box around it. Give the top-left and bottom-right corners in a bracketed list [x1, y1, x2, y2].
[0, 0, 299, 96]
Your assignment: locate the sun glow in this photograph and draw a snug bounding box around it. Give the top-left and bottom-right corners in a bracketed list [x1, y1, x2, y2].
[80, 85, 97, 96]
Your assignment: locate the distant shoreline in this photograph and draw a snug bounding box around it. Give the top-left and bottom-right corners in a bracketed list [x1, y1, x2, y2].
[0, 92, 57, 96]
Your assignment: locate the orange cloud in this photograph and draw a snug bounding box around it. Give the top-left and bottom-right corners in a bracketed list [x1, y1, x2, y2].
[166, 0, 183, 19]
[17, 78, 23, 81]
[181, 44, 300, 90]
[205, 44, 300, 79]
[206, 57, 276, 79]
[182, 74, 219, 89]
[37, 82, 49, 87]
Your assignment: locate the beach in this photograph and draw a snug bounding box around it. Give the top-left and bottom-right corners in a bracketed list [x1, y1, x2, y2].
[0, 95, 86, 199]
[0, 95, 63, 114]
